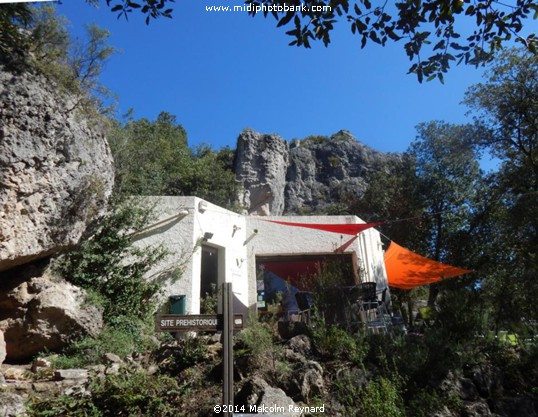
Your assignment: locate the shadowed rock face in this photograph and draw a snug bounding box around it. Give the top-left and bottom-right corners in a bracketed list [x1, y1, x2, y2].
[234, 129, 403, 215]
[0, 67, 114, 272]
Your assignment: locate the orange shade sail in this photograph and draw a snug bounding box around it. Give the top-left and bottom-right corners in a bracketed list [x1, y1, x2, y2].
[384, 241, 473, 290]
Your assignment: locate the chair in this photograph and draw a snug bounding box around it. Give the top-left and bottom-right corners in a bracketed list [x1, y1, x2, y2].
[357, 282, 390, 334]
[295, 292, 314, 325]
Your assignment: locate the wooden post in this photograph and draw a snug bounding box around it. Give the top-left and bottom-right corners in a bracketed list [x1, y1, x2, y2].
[222, 282, 234, 417]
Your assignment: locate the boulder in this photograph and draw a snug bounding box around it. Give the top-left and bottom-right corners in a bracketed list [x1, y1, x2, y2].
[290, 360, 324, 402]
[0, 330, 5, 366]
[0, 272, 103, 361]
[236, 376, 301, 417]
[286, 335, 312, 357]
[0, 66, 114, 272]
[0, 392, 26, 417]
[462, 400, 493, 417]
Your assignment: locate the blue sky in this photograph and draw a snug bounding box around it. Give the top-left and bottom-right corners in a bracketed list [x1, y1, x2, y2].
[57, 0, 487, 153]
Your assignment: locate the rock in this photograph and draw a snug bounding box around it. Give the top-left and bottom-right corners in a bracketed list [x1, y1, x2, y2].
[494, 394, 537, 417]
[470, 364, 503, 398]
[31, 357, 52, 373]
[234, 129, 404, 215]
[0, 66, 114, 273]
[105, 363, 121, 375]
[102, 353, 123, 364]
[0, 392, 26, 417]
[2, 367, 28, 381]
[54, 369, 88, 381]
[0, 274, 103, 361]
[234, 130, 289, 215]
[291, 360, 324, 402]
[459, 377, 479, 401]
[462, 400, 492, 417]
[277, 321, 309, 340]
[0, 330, 5, 366]
[287, 335, 312, 357]
[431, 406, 458, 417]
[236, 376, 301, 417]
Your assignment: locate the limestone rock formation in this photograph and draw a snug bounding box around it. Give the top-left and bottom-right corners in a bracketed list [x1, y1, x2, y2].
[0, 267, 103, 361]
[234, 129, 403, 215]
[0, 330, 5, 366]
[234, 130, 289, 215]
[0, 66, 114, 272]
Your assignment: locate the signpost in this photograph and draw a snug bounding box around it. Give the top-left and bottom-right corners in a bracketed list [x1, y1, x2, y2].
[155, 313, 244, 332]
[155, 283, 241, 417]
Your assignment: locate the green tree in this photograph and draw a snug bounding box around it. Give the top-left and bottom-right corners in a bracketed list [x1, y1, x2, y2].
[409, 121, 483, 305]
[55, 197, 168, 322]
[464, 48, 538, 330]
[109, 112, 240, 209]
[1, 4, 116, 114]
[245, 0, 537, 82]
[344, 155, 425, 250]
[0, 4, 33, 64]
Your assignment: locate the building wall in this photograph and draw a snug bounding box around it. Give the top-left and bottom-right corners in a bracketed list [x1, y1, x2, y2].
[133, 197, 250, 316]
[245, 215, 389, 308]
[134, 198, 388, 317]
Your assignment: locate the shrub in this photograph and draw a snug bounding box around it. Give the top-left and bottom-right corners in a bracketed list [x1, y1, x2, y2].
[49, 319, 159, 369]
[27, 371, 183, 417]
[237, 316, 290, 383]
[54, 197, 168, 323]
[311, 322, 367, 364]
[159, 336, 209, 373]
[359, 377, 405, 417]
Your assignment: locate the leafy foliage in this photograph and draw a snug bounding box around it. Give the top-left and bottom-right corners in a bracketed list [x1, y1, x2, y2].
[108, 112, 240, 209]
[359, 376, 405, 417]
[158, 337, 209, 373]
[55, 197, 168, 322]
[48, 321, 159, 369]
[0, 4, 33, 65]
[464, 48, 538, 331]
[311, 321, 368, 363]
[1, 4, 116, 114]
[98, 0, 175, 25]
[27, 371, 183, 417]
[245, 0, 537, 81]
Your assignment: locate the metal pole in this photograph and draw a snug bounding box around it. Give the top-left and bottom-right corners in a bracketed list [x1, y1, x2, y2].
[222, 282, 234, 417]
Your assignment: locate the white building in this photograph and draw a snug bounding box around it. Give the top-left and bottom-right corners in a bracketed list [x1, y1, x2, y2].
[134, 196, 389, 319]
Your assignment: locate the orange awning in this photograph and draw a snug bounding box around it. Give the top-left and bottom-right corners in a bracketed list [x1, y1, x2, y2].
[384, 241, 473, 290]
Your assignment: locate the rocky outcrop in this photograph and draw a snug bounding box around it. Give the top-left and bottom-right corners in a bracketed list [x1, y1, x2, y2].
[0, 330, 5, 366]
[234, 129, 403, 215]
[236, 376, 302, 417]
[234, 130, 289, 215]
[0, 66, 115, 272]
[0, 266, 103, 361]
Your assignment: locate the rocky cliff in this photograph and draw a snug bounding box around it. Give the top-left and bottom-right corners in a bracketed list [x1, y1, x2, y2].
[234, 129, 403, 215]
[0, 66, 115, 272]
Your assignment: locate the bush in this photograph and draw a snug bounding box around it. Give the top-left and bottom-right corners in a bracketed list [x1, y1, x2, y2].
[159, 336, 209, 373]
[27, 371, 183, 417]
[54, 197, 168, 323]
[359, 377, 405, 417]
[237, 316, 290, 383]
[311, 321, 367, 364]
[49, 319, 158, 369]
